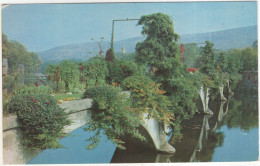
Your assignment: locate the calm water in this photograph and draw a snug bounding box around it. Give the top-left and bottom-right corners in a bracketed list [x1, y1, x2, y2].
[28, 91, 258, 164]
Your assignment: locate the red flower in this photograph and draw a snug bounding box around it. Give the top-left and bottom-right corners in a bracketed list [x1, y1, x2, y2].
[32, 98, 38, 103]
[158, 91, 164, 95]
[34, 81, 39, 87]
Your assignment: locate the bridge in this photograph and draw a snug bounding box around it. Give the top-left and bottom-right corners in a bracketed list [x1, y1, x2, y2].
[198, 80, 232, 115]
[110, 96, 231, 163]
[168, 97, 230, 162]
[3, 84, 231, 164]
[3, 96, 174, 164]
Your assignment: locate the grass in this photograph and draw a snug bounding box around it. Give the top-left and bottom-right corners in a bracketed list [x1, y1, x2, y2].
[52, 93, 83, 102]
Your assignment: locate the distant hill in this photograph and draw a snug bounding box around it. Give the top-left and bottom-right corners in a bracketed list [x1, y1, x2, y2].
[38, 25, 257, 62]
[179, 25, 257, 50]
[38, 41, 111, 62]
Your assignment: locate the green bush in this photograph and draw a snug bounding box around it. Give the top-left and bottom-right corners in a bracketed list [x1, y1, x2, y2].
[8, 94, 70, 149]
[83, 86, 145, 150]
[122, 76, 174, 124]
[168, 74, 199, 119]
[122, 75, 197, 141]
[13, 85, 51, 95]
[82, 57, 109, 88]
[83, 86, 119, 109]
[106, 60, 145, 84]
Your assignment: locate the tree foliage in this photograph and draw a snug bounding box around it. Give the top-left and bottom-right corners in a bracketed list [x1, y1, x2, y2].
[241, 47, 258, 71]
[106, 60, 145, 84]
[83, 86, 145, 150]
[199, 41, 215, 75]
[2, 34, 42, 90]
[105, 48, 116, 62]
[59, 60, 79, 92]
[136, 13, 180, 80]
[136, 13, 200, 137]
[85, 57, 109, 86]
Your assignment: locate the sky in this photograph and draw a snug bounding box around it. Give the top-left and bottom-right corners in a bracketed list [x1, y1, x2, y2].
[1, 1, 258, 52]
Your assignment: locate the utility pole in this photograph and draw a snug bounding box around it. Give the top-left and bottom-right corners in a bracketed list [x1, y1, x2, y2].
[111, 18, 140, 49]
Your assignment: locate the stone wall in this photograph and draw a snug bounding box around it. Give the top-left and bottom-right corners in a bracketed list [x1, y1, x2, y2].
[2, 99, 93, 164]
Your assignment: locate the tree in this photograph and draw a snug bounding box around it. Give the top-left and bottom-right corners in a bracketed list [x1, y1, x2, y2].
[105, 48, 115, 62]
[241, 47, 258, 71]
[199, 41, 215, 74]
[59, 60, 79, 92]
[2, 34, 42, 90]
[216, 52, 227, 73]
[221, 49, 242, 89]
[46, 64, 61, 92]
[83, 57, 108, 87]
[136, 13, 182, 88]
[136, 13, 200, 124]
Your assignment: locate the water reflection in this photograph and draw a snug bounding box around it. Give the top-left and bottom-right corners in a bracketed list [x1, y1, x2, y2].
[111, 92, 258, 163]
[171, 93, 258, 162]
[223, 94, 258, 131]
[111, 148, 174, 163]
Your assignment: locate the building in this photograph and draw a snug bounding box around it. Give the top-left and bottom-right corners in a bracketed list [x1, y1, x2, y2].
[122, 47, 126, 54]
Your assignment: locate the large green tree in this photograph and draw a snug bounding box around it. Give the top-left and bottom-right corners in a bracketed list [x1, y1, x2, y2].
[136, 13, 199, 123]
[136, 13, 182, 88]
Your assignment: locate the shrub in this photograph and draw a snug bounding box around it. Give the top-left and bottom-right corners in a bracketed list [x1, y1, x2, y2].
[122, 75, 194, 141]
[83, 86, 145, 150]
[105, 48, 115, 62]
[83, 57, 109, 88]
[106, 60, 145, 84]
[13, 85, 51, 95]
[8, 94, 71, 149]
[122, 76, 174, 124]
[168, 75, 199, 119]
[83, 86, 119, 109]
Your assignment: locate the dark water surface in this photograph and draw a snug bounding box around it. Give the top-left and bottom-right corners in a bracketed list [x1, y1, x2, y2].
[28, 92, 258, 164]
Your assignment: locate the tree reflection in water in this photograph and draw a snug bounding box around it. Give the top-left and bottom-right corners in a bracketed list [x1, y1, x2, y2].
[110, 92, 258, 163]
[223, 94, 258, 131]
[172, 92, 257, 162]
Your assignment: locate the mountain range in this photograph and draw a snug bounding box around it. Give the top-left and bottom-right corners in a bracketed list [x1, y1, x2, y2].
[38, 25, 257, 62]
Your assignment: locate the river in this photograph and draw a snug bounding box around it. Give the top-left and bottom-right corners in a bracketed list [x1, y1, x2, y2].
[28, 90, 258, 164]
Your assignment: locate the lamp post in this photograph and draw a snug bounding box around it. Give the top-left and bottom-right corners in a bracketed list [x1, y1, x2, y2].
[111, 18, 140, 49]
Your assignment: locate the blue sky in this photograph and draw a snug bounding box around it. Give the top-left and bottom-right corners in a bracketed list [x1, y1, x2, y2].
[2, 2, 257, 52]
